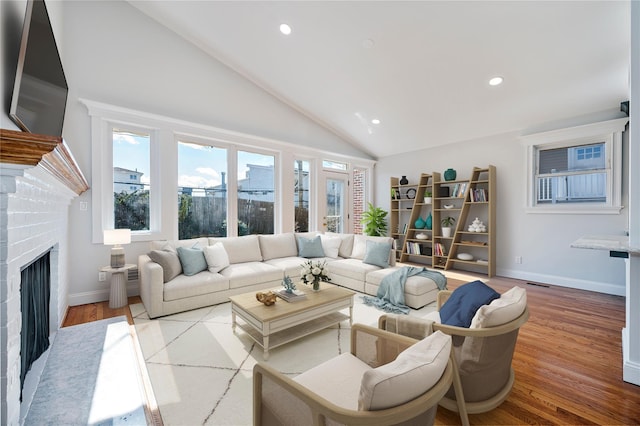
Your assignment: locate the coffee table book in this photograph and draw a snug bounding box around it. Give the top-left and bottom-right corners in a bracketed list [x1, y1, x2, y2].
[276, 289, 307, 302]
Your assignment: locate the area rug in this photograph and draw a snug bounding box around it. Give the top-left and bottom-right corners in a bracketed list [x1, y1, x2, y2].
[25, 316, 148, 425]
[131, 292, 437, 425]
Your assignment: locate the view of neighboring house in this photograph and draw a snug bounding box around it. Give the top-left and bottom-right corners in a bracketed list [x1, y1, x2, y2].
[113, 167, 144, 193]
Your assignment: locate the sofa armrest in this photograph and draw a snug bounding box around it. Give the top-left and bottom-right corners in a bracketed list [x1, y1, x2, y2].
[138, 254, 165, 319]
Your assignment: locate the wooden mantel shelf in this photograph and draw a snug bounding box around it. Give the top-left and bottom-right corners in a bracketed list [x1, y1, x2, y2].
[0, 128, 89, 195]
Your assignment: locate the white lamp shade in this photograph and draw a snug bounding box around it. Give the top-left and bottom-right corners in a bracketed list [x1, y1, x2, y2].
[103, 229, 131, 246]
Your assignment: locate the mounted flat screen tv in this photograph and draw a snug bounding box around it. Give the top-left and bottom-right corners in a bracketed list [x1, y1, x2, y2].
[10, 0, 68, 137]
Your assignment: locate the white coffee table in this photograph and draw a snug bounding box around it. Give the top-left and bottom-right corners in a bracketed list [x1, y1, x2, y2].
[229, 283, 354, 360]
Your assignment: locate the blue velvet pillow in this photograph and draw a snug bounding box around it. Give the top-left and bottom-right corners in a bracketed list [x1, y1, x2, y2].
[362, 240, 392, 268]
[439, 280, 500, 327]
[297, 235, 325, 258]
[176, 246, 208, 276]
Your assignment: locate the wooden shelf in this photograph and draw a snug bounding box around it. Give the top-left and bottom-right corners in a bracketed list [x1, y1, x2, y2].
[0, 128, 89, 195]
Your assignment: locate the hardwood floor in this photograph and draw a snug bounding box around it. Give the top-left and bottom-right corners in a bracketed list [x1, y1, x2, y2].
[62, 278, 640, 425]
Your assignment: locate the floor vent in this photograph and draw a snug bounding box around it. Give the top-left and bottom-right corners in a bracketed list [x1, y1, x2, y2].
[526, 281, 550, 288]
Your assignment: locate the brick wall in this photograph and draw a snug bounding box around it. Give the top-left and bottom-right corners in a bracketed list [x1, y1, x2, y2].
[352, 168, 365, 234]
[1, 165, 75, 425]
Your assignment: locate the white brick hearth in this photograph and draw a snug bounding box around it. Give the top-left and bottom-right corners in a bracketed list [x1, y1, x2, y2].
[0, 163, 78, 425]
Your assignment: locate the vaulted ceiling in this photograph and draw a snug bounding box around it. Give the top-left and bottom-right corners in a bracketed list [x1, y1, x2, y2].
[129, 1, 630, 159]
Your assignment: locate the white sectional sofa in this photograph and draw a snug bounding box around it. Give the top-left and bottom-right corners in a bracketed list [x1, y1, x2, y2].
[139, 232, 442, 318]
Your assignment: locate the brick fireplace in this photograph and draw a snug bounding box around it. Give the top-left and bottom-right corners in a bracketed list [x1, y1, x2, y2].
[0, 129, 88, 425]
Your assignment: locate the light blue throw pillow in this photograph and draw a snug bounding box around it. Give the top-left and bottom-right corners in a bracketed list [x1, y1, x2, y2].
[362, 240, 392, 268]
[297, 235, 326, 258]
[176, 246, 208, 276]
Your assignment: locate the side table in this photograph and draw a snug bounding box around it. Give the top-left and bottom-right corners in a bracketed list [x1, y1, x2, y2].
[100, 264, 136, 309]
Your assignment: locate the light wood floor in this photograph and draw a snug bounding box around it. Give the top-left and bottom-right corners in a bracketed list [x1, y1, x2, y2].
[63, 276, 640, 425]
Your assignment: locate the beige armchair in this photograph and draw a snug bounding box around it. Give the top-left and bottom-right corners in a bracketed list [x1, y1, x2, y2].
[253, 324, 456, 426]
[380, 286, 529, 415]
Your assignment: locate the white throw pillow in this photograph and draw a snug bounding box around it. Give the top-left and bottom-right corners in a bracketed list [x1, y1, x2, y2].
[203, 242, 230, 273]
[214, 235, 262, 264]
[325, 232, 354, 258]
[358, 331, 451, 411]
[470, 286, 527, 328]
[351, 235, 392, 260]
[320, 235, 342, 258]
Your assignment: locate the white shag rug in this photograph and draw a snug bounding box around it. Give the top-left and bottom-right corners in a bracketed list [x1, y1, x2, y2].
[131, 292, 437, 426]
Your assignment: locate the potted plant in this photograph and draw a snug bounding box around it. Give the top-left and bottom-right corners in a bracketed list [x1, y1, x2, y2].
[441, 216, 456, 238]
[361, 203, 388, 236]
[424, 191, 432, 204]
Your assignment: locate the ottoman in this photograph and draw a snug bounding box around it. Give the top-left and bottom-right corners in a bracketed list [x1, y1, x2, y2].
[365, 268, 440, 309]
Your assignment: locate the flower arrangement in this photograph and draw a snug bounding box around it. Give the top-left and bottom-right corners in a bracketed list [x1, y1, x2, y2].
[300, 259, 330, 291]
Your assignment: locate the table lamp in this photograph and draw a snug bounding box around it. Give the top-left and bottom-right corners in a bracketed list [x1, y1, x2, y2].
[104, 229, 131, 268]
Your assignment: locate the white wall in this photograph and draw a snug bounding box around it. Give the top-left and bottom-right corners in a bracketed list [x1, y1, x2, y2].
[56, 1, 371, 304]
[375, 122, 629, 295]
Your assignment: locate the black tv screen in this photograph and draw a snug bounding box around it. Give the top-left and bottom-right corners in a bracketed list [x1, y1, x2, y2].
[10, 0, 68, 137]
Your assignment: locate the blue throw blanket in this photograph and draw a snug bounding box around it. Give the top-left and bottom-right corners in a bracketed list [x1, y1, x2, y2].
[362, 266, 447, 314]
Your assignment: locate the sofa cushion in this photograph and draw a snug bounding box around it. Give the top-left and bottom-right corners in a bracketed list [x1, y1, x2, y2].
[325, 232, 355, 258]
[439, 280, 500, 328]
[219, 262, 283, 289]
[148, 249, 182, 283]
[294, 352, 372, 411]
[470, 286, 527, 328]
[203, 242, 230, 273]
[358, 331, 451, 411]
[259, 233, 298, 261]
[297, 235, 326, 258]
[362, 240, 392, 268]
[351, 235, 393, 260]
[176, 246, 208, 276]
[366, 268, 439, 296]
[329, 258, 381, 282]
[163, 271, 229, 302]
[212, 235, 263, 264]
[264, 256, 308, 278]
[320, 234, 342, 259]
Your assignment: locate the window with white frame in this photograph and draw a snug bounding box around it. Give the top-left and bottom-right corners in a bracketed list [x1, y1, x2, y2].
[294, 159, 311, 232]
[522, 118, 628, 214]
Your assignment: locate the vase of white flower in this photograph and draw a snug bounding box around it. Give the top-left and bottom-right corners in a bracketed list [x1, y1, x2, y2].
[300, 259, 330, 291]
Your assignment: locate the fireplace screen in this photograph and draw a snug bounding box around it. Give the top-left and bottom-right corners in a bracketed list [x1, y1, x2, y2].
[20, 250, 51, 392]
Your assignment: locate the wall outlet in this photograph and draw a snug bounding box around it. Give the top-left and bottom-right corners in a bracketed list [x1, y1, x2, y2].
[98, 271, 107, 281]
[515, 256, 522, 264]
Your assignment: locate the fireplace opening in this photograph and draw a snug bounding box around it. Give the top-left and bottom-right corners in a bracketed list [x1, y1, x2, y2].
[20, 249, 51, 396]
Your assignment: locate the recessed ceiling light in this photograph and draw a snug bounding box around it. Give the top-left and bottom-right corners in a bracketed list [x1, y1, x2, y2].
[489, 76, 504, 86]
[279, 23, 292, 35]
[371, 118, 381, 124]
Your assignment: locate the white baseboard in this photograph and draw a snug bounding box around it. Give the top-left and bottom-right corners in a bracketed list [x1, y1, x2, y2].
[496, 268, 625, 296]
[622, 327, 640, 386]
[67, 283, 140, 306]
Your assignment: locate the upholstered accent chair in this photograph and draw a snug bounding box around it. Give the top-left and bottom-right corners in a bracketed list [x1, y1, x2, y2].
[253, 324, 460, 426]
[379, 285, 529, 415]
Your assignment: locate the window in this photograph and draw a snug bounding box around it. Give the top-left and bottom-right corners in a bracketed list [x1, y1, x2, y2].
[322, 160, 347, 171]
[522, 118, 628, 214]
[178, 141, 228, 239]
[113, 129, 150, 230]
[238, 151, 275, 234]
[294, 160, 310, 232]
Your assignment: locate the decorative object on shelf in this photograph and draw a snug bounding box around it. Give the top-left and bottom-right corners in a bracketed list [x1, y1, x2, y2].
[414, 216, 426, 229]
[443, 204, 454, 209]
[416, 233, 428, 240]
[300, 259, 330, 291]
[391, 188, 398, 200]
[424, 192, 432, 204]
[441, 216, 456, 238]
[468, 217, 487, 232]
[457, 253, 474, 261]
[282, 275, 296, 294]
[103, 229, 131, 268]
[444, 168, 457, 181]
[406, 188, 416, 199]
[256, 291, 277, 306]
[361, 202, 388, 236]
[425, 212, 433, 230]
[399, 175, 409, 185]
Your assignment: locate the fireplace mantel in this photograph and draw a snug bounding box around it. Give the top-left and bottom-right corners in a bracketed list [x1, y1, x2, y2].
[0, 128, 89, 195]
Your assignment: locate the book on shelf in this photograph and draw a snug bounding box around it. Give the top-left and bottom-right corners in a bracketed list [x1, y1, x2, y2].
[433, 243, 446, 256]
[470, 188, 488, 202]
[276, 289, 307, 302]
